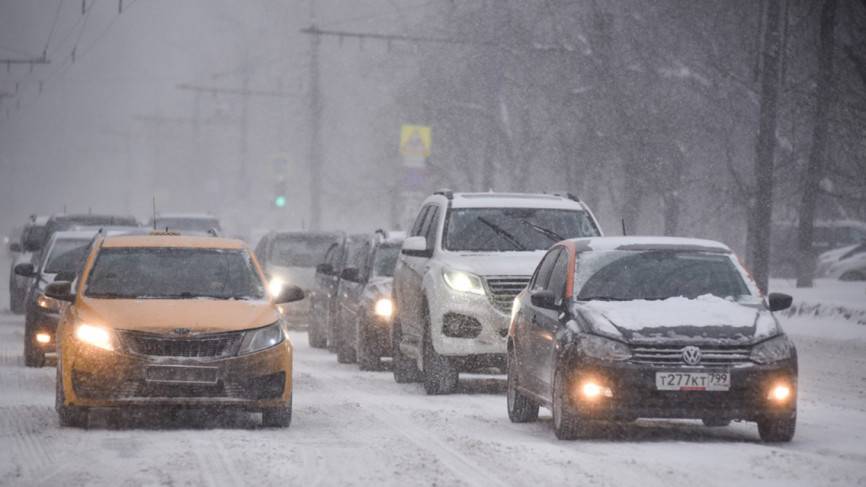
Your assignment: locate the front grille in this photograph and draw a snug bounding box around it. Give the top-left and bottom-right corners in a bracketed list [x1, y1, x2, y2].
[119, 330, 243, 358]
[630, 345, 752, 366]
[485, 276, 530, 313]
[72, 370, 285, 400]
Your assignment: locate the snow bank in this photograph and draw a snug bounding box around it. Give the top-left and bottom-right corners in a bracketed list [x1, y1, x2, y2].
[770, 278, 866, 326]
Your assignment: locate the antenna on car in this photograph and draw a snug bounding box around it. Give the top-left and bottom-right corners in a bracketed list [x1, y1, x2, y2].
[621, 218, 628, 236]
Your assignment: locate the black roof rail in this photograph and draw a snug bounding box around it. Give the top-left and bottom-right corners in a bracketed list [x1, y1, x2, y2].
[433, 188, 453, 200]
[207, 228, 220, 237]
[548, 191, 581, 202]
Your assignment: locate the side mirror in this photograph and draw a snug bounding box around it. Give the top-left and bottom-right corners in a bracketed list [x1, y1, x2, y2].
[768, 292, 793, 312]
[402, 236, 432, 257]
[13, 263, 36, 278]
[45, 281, 74, 302]
[276, 285, 305, 304]
[340, 267, 361, 282]
[9, 242, 21, 253]
[530, 289, 559, 309]
[316, 263, 333, 275]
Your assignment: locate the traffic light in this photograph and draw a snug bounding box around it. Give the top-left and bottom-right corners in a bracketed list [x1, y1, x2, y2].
[273, 178, 287, 208]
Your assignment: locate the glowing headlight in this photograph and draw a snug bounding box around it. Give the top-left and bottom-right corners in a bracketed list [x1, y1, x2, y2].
[577, 334, 631, 361]
[239, 322, 285, 355]
[36, 293, 62, 313]
[373, 298, 393, 318]
[75, 323, 115, 351]
[751, 335, 794, 364]
[442, 269, 485, 295]
[268, 276, 285, 298]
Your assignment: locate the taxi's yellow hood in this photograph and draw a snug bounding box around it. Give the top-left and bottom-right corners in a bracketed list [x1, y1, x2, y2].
[76, 297, 279, 333]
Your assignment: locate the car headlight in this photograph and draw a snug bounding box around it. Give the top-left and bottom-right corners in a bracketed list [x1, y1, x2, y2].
[577, 334, 631, 361]
[442, 269, 485, 295]
[238, 322, 285, 355]
[75, 323, 116, 351]
[751, 335, 794, 364]
[373, 297, 393, 318]
[36, 292, 62, 313]
[268, 276, 285, 298]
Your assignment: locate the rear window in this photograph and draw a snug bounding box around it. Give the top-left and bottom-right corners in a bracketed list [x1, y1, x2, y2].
[85, 247, 265, 300]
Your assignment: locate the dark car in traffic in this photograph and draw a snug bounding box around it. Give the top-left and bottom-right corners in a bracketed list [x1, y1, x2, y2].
[8, 216, 48, 314]
[333, 230, 404, 368]
[507, 237, 797, 442]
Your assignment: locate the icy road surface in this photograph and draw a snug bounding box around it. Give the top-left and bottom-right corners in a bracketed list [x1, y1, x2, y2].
[1, 312, 865, 485]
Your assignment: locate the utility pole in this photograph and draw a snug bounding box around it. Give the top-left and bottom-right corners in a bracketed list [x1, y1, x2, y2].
[307, 22, 324, 230]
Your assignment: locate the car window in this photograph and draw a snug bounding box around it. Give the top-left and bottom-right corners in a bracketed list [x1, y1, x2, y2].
[443, 208, 599, 252]
[532, 247, 562, 291]
[424, 207, 440, 250]
[410, 206, 431, 237]
[546, 249, 569, 299]
[44, 238, 91, 274]
[271, 235, 336, 267]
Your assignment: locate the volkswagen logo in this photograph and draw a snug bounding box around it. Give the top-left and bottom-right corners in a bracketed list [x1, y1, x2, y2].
[681, 346, 702, 365]
[173, 327, 192, 336]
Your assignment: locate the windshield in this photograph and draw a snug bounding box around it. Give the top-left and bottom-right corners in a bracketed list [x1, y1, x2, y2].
[152, 218, 220, 233]
[372, 246, 400, 277]
[575, 250, 751, 301]
[271, 235, 336, 267]
[85, 248, 265, 300]
[44, 238, 91, 274]
[444, 208, 599, 252]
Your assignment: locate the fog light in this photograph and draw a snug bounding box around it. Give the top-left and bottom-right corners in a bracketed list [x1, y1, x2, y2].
[768, 384, 792, 402]
[580, 380, 613, 400]
[35, 333, 51, 344]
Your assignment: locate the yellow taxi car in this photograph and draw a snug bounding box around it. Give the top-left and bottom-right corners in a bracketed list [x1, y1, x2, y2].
[45, 232, 304, 428]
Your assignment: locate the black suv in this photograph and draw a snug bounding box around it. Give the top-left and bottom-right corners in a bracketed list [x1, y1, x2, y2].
[507, 237, 797, 442]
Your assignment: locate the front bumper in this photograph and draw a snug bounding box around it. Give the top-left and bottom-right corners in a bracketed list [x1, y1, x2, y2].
[565, 358, 798, 421]
[427, 278, 509, 357]
[61, 339, 292, 410]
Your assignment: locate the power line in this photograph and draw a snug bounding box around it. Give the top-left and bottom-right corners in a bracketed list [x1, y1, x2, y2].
[300, 25, 495, 47]
[44, 0, 66, 55]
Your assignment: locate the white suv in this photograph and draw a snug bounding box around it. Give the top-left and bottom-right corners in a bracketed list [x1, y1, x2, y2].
[392, 191, 603, 394]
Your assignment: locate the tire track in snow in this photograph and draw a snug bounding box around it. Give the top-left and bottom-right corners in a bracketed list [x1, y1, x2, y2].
[0, 405, 58, 481]
[191, 436, 245, 487]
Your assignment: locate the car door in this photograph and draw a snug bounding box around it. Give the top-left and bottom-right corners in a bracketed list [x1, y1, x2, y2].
[528, 246, 569, 399]
[404, 205, 440, 342]
[395, 205, 432, 337]
[516, 247, 562, 395]
[315, 242, 340, 328]
[341, 240, 371, 340]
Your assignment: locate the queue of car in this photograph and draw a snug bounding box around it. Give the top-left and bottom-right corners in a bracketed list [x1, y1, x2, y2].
[1, 192, 817, 441]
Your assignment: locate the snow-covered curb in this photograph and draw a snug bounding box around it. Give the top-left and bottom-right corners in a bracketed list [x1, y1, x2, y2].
[770, 278, 866, 327]
[780, 302, 866, 326]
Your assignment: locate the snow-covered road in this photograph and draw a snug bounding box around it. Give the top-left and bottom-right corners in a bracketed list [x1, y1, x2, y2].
[1, 298, 865, 486]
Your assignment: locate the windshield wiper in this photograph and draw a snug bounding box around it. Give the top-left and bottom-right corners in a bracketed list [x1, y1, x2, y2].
[517, 219, 565, 242]
[476, 217, 527, 251]
[577, 296, 629, 301]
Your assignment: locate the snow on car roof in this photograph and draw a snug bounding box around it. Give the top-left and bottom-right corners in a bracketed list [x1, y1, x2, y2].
[101, 234, 246, 249]
[152, 213, 219, 220]
[570, 236, 732, 253]
[444, 192, 587, 210]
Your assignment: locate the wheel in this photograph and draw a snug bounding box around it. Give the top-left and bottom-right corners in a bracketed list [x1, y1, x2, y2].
[356, 314, 381, 371]
[308, 310, 327, 349]
[757, 413, 796, 442]
[23, 321, 45, 368]
[56, 362, 87, 428]
[262, 404, 292, 428]
[840, 271, 866, 282]
[335, 319, 357, 364]
[702, 418, 731, 427]
[421, 322, 458, 395]
[552, 367, 583, 440]
[506, 347, 538, 423]
[392, 317, 422, 383]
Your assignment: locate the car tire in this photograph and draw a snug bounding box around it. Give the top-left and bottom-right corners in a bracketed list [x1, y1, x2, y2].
[308, 312, 327, 349]
[56, 362, 87, 428]
[23, 320, 45, 368]
[757, 413, 796, 442]
[702, 418, 731, 427]
[421, 323, 458, 395]
[336, 318, 357, 364]
[262, 396, 293, 428]
[392, 317, 422, 383]
[840, 271, 866, 282]
[356, 315, 381, 371]
[506, 347, 538, 423]
[552, 367, 584, 440]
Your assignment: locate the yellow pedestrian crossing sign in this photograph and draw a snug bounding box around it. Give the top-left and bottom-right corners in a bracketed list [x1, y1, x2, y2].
[400, 124, 431, 158]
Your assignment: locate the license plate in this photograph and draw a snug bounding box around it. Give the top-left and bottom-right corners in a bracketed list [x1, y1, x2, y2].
[655, 371, 730, 391]
[145, 366, 218, 384]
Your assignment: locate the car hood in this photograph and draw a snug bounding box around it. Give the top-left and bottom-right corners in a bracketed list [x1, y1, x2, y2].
[576, 294, 780, 345]
[76, 297, 280, 334]
[447, 251, 546, 277]
[267, 264, 316, 290]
